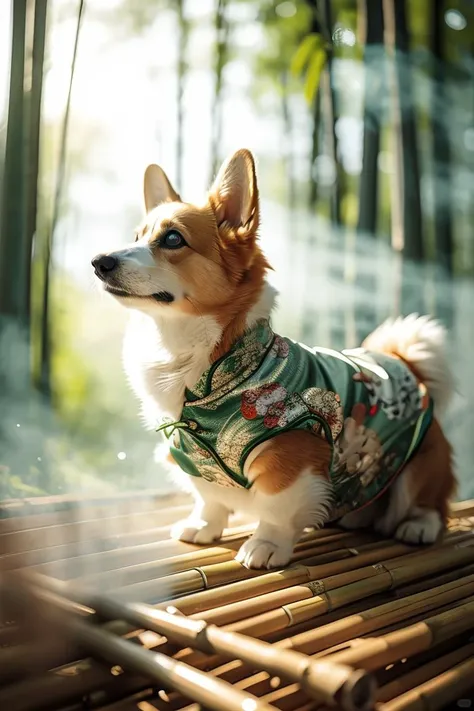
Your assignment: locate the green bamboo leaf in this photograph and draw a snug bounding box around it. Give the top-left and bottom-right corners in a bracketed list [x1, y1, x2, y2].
[290, 33, 320, 77]
[304, 46, 326, 104]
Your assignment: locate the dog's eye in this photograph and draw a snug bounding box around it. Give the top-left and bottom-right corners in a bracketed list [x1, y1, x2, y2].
[161, 230, 186, 249]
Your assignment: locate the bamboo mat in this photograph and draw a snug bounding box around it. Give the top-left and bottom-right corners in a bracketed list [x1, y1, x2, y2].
[2, 493, 474, 711]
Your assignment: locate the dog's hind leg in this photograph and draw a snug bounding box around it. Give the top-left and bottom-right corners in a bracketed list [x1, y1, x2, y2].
[374, 418, 455, 544]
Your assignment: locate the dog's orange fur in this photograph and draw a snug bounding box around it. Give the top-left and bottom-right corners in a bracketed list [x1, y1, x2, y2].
[142, 149, 454, 523]
[247, 430, 332, 494]
[403, 418, 456, 520]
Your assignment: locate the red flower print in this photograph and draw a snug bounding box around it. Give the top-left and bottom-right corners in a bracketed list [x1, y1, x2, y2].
[263, 402, 287, 428]
[241, 383, 287, 420]
[241, 400, 257, 419]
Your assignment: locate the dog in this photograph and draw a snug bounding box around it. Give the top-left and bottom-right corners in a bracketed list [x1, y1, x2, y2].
[92, 149, 456, 570]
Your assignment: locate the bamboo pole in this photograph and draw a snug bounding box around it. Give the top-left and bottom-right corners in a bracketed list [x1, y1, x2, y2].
[82, 531, 364, 595]
[9, 580, 280, 711]
[279, 574, 474, 656]
[199, 576, 474, 707]
[71, 616, 279, 711]
[381, 656, 474, 711]
[393, 562, 474, 598]
[19, 574, 376, 711]
[22, 523, 255, 578]
[156, 549, 470, 678]
[70, 529, 358, 599]
[450, 500, 474, 518]
[193, 542, 404, 627]
[328, 596, 474, 671]
[133, 532, 470, 621]
[20, 536, 474, 705]
[377, 643, 474, 702]
[157, 541, 410, 616]
[223, 540, 474, 638]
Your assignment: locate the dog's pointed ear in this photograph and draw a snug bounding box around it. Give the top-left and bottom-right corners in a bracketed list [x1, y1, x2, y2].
[143, 164, 181, 212]
[210, 149, 259, 231]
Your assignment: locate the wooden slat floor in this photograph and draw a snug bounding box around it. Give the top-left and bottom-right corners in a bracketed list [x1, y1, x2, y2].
[2, 492, 474, 711]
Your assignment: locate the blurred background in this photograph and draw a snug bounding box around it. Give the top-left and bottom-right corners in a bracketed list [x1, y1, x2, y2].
[0, 0, 473, 503]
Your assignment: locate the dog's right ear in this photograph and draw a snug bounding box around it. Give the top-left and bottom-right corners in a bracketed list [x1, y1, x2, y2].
[143, 165, 181, 212]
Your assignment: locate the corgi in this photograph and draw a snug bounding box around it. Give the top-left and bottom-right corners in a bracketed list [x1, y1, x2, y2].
[92, 149, 456, 570]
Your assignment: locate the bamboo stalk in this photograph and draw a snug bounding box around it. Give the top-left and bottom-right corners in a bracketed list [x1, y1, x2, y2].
[199, 580, 474, 706]
[72, 617, 279, 711]
[154, 530, 470, 619]
[260, 683, 307, 711]
[393, 562, 474, 598]
[381, 656, 474, 711]
[192, 542, 403, 627]
[20, 574, 376, 711]
[13, 544, 469, 708]
[377, 643, 474, 702]
[73, 546, 238, 588]
[25, 536, 469, 700]
[158, 541, 410, 616]
[328, 596, 474, 670]
[25, 523, 254, 578]
[10, 579, 279, 711]
[279, 574, 474, 656]
[450, 500, 474, 518]
[75, 529, 358, 598]
[223, 540, 474, 638]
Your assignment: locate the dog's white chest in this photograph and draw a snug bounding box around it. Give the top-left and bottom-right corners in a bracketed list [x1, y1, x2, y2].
[122, 311, 221, 426]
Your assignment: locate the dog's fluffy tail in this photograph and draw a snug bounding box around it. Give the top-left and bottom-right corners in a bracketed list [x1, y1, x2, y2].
[362, 314, 454, 417]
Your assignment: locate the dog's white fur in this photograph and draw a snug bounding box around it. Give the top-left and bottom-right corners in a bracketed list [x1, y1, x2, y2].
[123, 276, 453, 566]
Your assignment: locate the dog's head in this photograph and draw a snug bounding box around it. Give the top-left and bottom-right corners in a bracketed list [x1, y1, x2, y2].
[92, 149, 269, 320]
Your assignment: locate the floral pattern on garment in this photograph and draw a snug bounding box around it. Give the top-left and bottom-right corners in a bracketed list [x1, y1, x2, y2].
[241, 384, 308, 429]
[332, 405, 384, 488]
[301, 387, 344, 440]
[269, 335, 290, 359]
[344, 349, 429, 421]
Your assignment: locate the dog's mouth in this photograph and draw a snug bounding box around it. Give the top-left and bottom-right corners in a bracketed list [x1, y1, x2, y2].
[103, 284, 175, 303]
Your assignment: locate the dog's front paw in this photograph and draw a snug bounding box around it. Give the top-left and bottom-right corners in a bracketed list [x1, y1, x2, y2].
[170, 517, 225, 545]
[235, 536, 293, 570]
[395, 509, 443, 545]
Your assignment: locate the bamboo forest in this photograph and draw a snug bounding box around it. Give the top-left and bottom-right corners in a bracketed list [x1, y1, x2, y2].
[0, 0, 473, 500]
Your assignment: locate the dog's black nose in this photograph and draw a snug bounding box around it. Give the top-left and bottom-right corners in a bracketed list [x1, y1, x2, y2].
[92, 254, 117, 274]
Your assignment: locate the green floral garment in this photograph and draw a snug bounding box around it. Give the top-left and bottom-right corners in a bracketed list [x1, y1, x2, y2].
[159, 320, 433, 519]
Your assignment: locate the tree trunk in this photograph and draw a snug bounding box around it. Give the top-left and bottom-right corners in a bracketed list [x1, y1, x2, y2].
[354, 0, 385, 343]
[281, 71, 296, 211]
[39, 0, 84, 399]
[357, 0, 384, 235]
[319, 0, 342, 226]
[383, 0, 424, 316]
[25, 0, 48, 293]
[0, 0, 28, 326]
[304, 0, 342, 224]
[383, 0, 423, 261]
[430, 0, 453, 326]
[308, 89, 321, 209]
[209, 0, 229, 182]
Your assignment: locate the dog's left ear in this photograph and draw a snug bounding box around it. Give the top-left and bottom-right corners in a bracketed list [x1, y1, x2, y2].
[210, 149, 259, 234]
[143, 164, 181, 213]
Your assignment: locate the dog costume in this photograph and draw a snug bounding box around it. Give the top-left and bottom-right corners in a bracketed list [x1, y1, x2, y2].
[159, 320, 433, 519]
